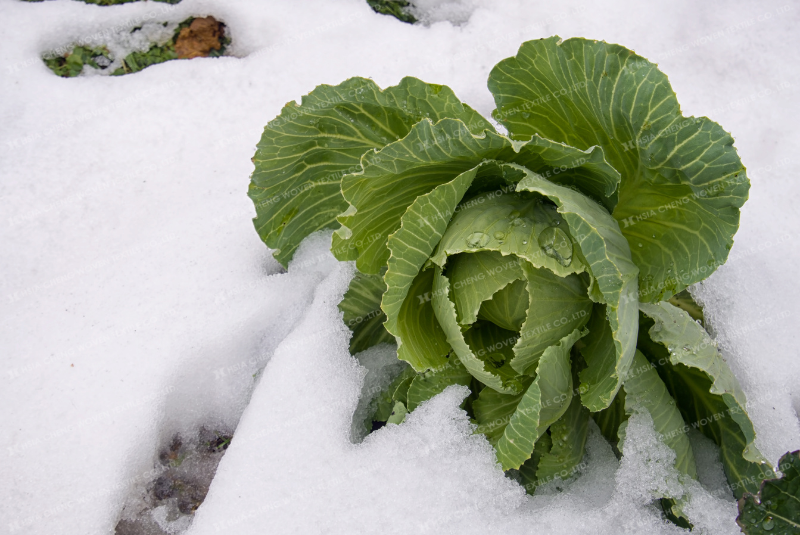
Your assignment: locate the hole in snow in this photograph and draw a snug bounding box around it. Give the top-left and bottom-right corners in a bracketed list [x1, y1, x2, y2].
[114, 427, 232, 534]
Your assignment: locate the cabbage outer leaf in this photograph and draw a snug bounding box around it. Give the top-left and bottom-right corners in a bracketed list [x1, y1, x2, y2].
[338, 270, 394, 354]
[639, 301, 770, 498]
[490, 36, 749, 301]
[250, 77, 492, 266]
[406, 358, 473, 412]
[737, 451, 800, 534]
[370, 365, 414, 425]
[620, 350, 698, 520]
[621, 350, 698, 478]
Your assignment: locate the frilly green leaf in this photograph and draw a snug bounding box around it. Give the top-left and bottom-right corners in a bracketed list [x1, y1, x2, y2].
[490, 36, 749, 301]
[639, 301, 770, 497]
[250, 76, 491, 267]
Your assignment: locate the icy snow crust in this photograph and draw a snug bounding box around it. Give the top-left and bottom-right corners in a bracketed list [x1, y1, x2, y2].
[1, 0, 798, 534]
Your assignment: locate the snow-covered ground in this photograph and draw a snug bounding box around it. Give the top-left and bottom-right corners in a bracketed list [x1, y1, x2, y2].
[1, 0, 798, 533]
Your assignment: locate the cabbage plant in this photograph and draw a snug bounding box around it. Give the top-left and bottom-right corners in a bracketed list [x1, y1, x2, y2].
[248, 36, 769, 520]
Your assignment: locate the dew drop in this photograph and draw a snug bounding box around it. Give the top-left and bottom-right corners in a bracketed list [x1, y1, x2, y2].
[537, 226, 573, 267]
[466, 232, 490, 248]
[638, 243, 643, 248]
[508, 210, 521, 219]
[494, 231, 506, 240]
[762, 517, 774, 531]
[522, 240, 528, 245]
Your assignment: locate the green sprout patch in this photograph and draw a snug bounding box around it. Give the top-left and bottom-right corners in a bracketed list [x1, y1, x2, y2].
[367, 0, 417, 23]
[42, 16, 230, 78]
[43, 45, 112, 77]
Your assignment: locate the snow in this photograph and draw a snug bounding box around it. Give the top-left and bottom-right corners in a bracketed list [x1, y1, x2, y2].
[1, 0, 798, 533]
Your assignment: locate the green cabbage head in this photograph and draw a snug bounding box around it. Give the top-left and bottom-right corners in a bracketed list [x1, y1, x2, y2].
[248, 36, 770, 518]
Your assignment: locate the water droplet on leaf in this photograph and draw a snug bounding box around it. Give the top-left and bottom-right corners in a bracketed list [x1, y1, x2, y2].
[762, 517, 774, 531]
[466, 232, 490, 248]
[537, 226, 573, 267]
[638, 243, 643, 248]
[493, 231, 505, 240]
